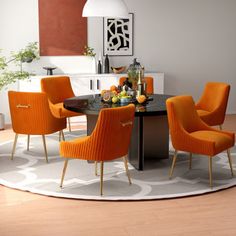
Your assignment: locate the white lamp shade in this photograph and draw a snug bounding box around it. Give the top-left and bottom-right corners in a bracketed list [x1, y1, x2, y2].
[82, 0, 129, 18]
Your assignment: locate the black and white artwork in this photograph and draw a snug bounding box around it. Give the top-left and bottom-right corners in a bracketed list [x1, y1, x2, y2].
[103, 13, 133, 56]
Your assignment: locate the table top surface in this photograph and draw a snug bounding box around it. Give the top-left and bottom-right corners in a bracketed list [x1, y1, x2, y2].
[64, 94, 172, 116]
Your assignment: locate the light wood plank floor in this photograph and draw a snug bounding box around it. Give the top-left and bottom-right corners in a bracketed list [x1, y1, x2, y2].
[0, 115, 236, 236]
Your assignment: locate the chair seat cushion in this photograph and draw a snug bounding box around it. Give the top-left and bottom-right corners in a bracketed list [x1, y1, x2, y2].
[190, 130, 234, 155]
[50, 102, 81, 118]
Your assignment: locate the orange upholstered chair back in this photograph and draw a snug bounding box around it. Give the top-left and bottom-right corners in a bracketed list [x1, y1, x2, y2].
[119, 76, 154, 94]
[196, 82, 230, 120]
[8, 91, 66, 135]
[41, 76, 75, 104]
[166, 96, 206, 150]
[89, 104, 135, 161]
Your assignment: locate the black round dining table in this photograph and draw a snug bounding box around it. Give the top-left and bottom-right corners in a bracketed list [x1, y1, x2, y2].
[64, 94, 172, 170]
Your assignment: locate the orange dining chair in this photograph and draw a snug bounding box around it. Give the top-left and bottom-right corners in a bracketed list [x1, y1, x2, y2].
[60, 104, 135, 196]
[166, 95, 234, 188]
[8, 91, 66, 163]
[195, 82, 230, 129]
[41, 76, 83, 132]
[119, 76, 154, 94]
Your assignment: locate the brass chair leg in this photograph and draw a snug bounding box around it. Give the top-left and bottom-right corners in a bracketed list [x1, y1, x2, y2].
[68, 117, 72, 132]
[11, 133, 18, 160]
[219, 125, 222, 130]
[59, 131, 61, 142]
[227, 149, 234, 177]
[209, 157, 213, 188]
[27, 135, 30, 151]
[123, 155, 132, 185]
[60, 159, 68, 188]
[95, 161, 98, 176]
[61, 130, 65, 141]
[169, 150, 177, 179]
[189, 153, 192, 170]
[100, 161, 104, 196]
[42, 135, 49, 163]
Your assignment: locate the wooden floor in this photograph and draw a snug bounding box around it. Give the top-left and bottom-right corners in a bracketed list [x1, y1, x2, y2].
[0, 115, 236, 236]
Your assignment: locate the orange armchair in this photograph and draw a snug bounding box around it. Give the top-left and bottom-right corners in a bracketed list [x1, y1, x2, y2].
[195, 82, 230, 129]
[60, 104, 135, 195]
[41, 76, 83, 132]
[166, 95, 234, 187]
[8, 91, 66, 163]
[119, 76, 154, 94]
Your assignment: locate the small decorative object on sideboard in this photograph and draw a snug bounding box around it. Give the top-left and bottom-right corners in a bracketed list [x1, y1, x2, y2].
[104, 54, 110, 73]
[97, 60, 102, 74]
[111, 66, 126, 74]
[43, 66, 57, 75]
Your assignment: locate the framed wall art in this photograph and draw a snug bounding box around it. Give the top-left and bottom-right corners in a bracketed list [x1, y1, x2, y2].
[103, 13, 133, 56]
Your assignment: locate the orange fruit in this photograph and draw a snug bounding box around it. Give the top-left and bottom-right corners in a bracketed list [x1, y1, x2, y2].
[111, 90, 118, 96]
[110, 85, 118, 91]
[137, 95, 146, 104]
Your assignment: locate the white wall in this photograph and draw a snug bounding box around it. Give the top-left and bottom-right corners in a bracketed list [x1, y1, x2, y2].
[88, 0, 236, 114]
[1, 0, 236, 124]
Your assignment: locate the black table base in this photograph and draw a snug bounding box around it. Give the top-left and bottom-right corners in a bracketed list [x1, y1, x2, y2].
[86, 114, 169, 171]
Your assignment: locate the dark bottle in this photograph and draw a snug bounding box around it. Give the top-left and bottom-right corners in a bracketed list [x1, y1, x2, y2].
[97, 60, 102, 74]
[104, 54, 110, 73]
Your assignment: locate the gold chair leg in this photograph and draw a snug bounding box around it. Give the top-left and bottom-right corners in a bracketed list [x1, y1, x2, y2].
[60, 159, 68, 188]
[169, 150, 177, 179]
[11, 134, 18, 160]
[209, 157, 213, 188]
[59, 131, 61, 142]
[68, 118, 72, 132]
[189, 153, 192, 170]
[95, 161, 98, 176]
[61, 130, 65, 141]
[100, 161, 104, 196]
[27, 135, 30, 151]
[42, 135, 49, 163]
[219, 125, 222, 130]
[227, 149, 234, 177]
[123, 155, 132, 185]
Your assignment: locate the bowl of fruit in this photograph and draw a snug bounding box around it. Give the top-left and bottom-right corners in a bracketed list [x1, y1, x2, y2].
[101, 84, 147, 105]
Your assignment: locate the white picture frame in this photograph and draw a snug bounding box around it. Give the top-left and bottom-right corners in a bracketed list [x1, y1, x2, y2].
[103, 13, 133, 56]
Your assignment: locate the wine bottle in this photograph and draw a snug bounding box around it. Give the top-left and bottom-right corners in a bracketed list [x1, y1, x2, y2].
[137, 71, 143, 96]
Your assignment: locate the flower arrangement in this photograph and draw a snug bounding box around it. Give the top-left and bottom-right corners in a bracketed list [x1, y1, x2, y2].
[83, 45, 96, 57]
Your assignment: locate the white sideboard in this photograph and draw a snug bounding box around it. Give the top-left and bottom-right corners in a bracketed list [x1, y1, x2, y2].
[19, 72, 164, 95]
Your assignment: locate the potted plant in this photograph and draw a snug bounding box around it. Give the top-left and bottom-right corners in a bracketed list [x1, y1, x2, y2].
[0, 42, 39, 130]
[11, 42, 39, 63]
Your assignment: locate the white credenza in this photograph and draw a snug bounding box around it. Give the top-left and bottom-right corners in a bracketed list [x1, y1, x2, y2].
[19, 72, 164, 95]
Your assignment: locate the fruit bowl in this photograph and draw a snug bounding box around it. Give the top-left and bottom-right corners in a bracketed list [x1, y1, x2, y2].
[120, 96, 132, 103]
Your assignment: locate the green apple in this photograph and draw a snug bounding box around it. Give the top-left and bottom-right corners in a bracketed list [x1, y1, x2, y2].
[120, 90, 127, 97]
[112, 96, 119, 103]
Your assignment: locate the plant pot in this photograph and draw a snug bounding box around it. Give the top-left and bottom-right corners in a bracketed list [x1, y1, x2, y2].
[0, 113, 5, 130]
[21, 57, 33, 63]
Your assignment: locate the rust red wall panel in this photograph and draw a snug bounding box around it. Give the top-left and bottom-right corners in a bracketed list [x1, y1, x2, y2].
[38, 0, 87, 56]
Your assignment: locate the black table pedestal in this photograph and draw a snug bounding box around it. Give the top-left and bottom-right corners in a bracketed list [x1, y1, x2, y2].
[86, 114, 169, 171]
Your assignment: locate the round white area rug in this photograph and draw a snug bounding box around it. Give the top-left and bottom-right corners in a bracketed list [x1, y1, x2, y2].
[0, 130, 235, 200]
